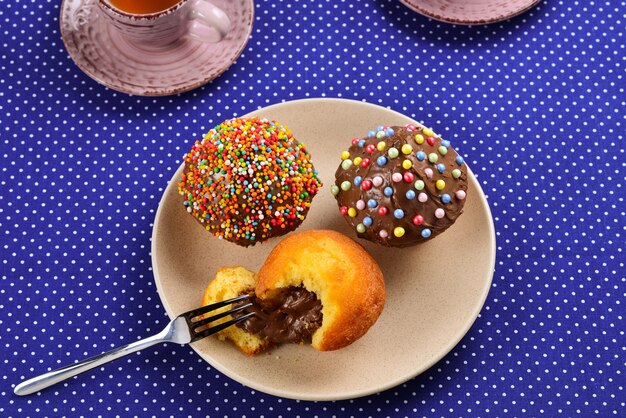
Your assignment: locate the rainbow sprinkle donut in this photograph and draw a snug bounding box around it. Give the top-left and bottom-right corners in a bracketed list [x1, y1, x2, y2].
[179, 117, 322, 247]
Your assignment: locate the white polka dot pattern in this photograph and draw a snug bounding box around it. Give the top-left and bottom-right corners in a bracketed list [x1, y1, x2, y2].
[1, 0, 624, 416]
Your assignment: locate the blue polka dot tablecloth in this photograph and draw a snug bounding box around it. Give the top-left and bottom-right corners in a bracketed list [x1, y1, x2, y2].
[1, 0, 624, 416]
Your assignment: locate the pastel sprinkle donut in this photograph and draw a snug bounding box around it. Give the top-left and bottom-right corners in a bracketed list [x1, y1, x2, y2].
[333, 124, 468, 247]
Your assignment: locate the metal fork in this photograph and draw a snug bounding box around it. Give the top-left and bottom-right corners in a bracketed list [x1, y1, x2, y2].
[14, 295, 253, 396]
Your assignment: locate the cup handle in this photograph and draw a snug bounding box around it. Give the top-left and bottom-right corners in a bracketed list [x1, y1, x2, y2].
[188, 0, 231, 43]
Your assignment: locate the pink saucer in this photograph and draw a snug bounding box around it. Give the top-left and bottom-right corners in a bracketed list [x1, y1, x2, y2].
[400, 0, 541, 25]
[60, 0, 254, 96]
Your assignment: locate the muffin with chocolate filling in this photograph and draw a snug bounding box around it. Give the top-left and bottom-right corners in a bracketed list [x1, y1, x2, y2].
[201, 230, 386, 354]
[179, 117, 322, 247]
[332, 124, 468, 247]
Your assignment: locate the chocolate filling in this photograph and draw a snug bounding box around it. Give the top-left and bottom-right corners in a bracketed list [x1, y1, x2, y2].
[232, 287, 323, 345]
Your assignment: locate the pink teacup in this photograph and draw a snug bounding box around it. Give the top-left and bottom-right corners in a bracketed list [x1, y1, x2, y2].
[98, 0, 231, 46]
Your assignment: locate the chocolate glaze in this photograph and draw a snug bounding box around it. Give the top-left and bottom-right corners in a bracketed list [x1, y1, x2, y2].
[334, 125, 468, 247]
[232, 287, 323, 345]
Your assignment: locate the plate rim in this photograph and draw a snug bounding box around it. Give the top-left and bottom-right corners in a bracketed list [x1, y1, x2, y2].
[151, 97, 496, 400]
[59, 0, 255, 96]
[399, 0, 542, 25]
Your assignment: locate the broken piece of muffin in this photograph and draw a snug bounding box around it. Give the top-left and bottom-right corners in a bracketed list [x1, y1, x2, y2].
[200, 230, 386, 354]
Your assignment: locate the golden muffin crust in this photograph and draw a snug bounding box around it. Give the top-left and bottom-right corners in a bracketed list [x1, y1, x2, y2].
[201, 266, 269, 355]
[255, 229, 386, 351]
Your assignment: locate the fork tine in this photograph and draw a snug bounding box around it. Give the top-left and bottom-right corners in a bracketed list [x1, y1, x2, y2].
[191, 302, 253, 330]
[190, 312, 255, 343]
[183, 294, 250, 321]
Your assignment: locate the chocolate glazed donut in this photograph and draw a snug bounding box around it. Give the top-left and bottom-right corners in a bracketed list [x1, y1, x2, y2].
[332, 124, 468, 247]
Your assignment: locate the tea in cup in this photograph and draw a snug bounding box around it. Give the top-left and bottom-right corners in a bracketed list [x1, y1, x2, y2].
[99, 0, 231, 46]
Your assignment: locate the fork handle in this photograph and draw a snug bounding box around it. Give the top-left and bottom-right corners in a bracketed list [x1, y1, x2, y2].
[14, 331, 167, 396]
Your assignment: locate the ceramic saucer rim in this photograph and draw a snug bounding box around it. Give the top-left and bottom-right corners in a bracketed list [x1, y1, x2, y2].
[399, 0, 542, 25]
[59, 0, 255, 96]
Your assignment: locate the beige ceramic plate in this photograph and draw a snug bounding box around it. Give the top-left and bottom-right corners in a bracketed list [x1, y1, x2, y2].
[400, 0, 541, 25]
[152, 98, 496, 400]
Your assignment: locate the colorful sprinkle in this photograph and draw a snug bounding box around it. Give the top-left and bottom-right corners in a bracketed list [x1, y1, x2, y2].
[330, 185, 340, 196]
[178, 117, 322, 245]
[341, 181, 352, 191]
[422, 127, 435, 137]
[333, 126, 468, 247]
[341, 159, 353, 170]
[340, 206, 348, 216]
[358, 139, 366, 147]
[367, 130, 376, 138]
[351, 138, 360, 146]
